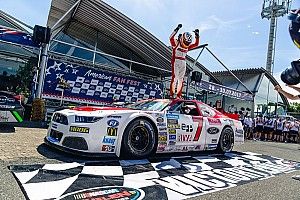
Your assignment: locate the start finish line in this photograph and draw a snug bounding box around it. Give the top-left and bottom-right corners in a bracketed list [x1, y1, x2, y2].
[9, 152, 299, 200]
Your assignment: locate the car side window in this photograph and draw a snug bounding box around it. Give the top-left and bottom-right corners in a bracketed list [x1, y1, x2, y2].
[199, 104, 215, 117]
[169, 101, 199, 116]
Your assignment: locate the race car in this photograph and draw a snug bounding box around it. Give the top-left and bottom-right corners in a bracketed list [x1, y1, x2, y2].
[45, 99, 244, 158]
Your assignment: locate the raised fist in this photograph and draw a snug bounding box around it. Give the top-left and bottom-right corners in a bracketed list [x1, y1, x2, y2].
[174, 24, 182, 31]
[193, 29, 199, 37]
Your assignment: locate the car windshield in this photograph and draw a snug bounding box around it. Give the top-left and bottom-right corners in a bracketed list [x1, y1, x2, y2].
[127, 99, 170, 111]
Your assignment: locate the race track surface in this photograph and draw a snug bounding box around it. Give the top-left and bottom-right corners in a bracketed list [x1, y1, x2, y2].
[0, 127, 299, 200]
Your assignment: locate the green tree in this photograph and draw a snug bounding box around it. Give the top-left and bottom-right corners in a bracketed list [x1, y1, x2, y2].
[16, 57, 38, 97]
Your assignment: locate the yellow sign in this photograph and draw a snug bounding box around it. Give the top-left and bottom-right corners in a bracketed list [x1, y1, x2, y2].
[158, 135, 167, 141]
[69, 126, 89, 133]
[167, 124, 180, 129]
[168, 129, 176, 134]
[107, 127, 118, 136]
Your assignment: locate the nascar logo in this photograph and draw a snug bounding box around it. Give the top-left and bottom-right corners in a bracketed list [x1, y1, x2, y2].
[69, 126, 89, 133]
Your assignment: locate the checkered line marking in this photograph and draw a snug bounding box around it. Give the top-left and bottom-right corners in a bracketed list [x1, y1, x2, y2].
[10, 152, 300, 200]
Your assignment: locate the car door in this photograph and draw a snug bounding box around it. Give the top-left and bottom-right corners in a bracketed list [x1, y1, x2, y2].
[198, 103, 223, 149]
[167, 101, 205, 150]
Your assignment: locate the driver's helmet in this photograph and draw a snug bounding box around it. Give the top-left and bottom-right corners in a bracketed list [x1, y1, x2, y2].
[180, 32, 192, 48]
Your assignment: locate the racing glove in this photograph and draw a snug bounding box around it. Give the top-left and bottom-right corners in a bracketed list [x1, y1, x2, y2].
[174, 24, 182, 32]
[193, 29, 200, 38]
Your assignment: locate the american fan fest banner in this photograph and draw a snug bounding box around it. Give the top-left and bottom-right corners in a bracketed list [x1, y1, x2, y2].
[42, 58, 163, 104]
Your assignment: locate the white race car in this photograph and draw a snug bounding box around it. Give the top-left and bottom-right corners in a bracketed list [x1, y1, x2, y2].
[45, 99, 244, 158]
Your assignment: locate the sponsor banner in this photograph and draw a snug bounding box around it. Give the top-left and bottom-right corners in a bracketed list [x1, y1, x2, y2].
[69, 126, 89, 133]
[9, 152, 300, 200]
[0, 26, 39, 48]
[10, 152, 300, 200]
[42, 58, 163, 104]
[192, 80, 254, 101]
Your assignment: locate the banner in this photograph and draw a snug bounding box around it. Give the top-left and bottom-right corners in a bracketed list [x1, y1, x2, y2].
[0, 26, 39, 48]
[192, 80, 254, 101]
[42, 58, 163, 104]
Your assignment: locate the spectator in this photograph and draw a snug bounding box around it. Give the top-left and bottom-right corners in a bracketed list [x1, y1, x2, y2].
[283, 118, 291, 143]
[289, 119, 299, 143]
[244, 114, 254, 139]
[254, 115, 264, 141]
[274, 118, 284, 142]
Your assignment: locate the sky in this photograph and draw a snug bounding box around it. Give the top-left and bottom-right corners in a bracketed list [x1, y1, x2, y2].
[1, 0, 300, 101]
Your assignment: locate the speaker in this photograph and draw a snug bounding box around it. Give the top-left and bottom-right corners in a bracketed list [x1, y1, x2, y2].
[191, 71, 202, 82]
[33, 25, 51, 44]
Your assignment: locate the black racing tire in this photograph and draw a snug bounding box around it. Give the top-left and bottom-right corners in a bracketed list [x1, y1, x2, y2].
[217, 126, 234, 153]
[121, 118, 157, 158]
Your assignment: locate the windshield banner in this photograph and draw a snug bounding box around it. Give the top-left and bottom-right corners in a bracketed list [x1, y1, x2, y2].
[192, 80, 254, 101]
[42, 58, 163, 104]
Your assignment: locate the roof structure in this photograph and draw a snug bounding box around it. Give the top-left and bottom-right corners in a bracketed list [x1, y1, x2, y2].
[212, 67, 289, 105]
[47, 0, 219, 81]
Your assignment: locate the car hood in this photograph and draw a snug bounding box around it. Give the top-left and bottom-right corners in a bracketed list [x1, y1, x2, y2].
[55, 106, 159, 117]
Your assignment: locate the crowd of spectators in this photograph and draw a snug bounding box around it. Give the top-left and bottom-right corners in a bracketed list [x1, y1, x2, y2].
[242, 115, 300, 143]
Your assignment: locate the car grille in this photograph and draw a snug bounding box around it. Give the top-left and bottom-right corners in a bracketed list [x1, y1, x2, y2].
[52, 113, 68, 125]
[49, 129, 63, 142]
[62, 137, 88, 150]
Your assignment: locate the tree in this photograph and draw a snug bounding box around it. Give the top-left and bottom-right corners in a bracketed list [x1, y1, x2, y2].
[16, 57, 38, 97]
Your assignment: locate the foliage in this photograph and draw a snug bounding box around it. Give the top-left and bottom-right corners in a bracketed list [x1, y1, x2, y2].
[287, 102, 300, 112]
[16, 57, 38, 97]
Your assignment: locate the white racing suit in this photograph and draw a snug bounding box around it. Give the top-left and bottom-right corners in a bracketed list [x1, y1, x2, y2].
[170, 30, 199, 98]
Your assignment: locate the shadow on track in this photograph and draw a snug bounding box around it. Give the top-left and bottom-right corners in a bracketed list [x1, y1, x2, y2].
[37, 143, 243, 163]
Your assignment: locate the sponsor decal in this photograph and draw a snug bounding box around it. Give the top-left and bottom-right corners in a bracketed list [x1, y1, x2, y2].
[156, 117, 164, 123]
[159, 127, 167, 131]
[167, 119, 178, 124]
[159, 132, 167, 135]
[211, 139, 218, 143]
[182, 123, 193, 132]
[178, 134, 192, 142]
[195, 145, 201, 150]
[208, 118, 221, 125]
[107, 127, 118, 136]
[69, 126, 89, 133]
[59, 186, 144, 200]
[169, 134, 176, 140]
[102, 136, 116, 145]
[158, 135, 167, 141]
[107, 115, 122, 119]
[107, 119, 119, 127]
[52, 123, 58, 129]
[206, 144, 218, 150]
[101, 145, 115, 152]
[166, 113, 179, 119]
[235, 129, 244, 137]
[169, 140, 176, 145]
[207, 127, 220, 134]
[224, 119, 234, 126]
[47, 136, 59, 143]
[157, 122, 166, 127]
[0, 114, 9, 122]
[168, 129, 176, 134]
[167, 124, 180, 129]
[157, 143, 166, 151]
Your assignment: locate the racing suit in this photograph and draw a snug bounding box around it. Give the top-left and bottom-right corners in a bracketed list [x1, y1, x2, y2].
[169, 29, 199, 98]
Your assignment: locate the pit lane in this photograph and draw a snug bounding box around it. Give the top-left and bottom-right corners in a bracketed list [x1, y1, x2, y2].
[0, 127, 299, 200]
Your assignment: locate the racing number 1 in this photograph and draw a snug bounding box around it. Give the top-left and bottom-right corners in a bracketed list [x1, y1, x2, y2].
[192, 116, 203, 141]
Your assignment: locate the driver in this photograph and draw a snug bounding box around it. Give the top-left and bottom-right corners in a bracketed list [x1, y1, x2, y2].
[170, 24, 200, 98]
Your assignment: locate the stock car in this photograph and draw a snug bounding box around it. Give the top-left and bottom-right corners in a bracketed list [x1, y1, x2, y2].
[45, 99, 244, 158]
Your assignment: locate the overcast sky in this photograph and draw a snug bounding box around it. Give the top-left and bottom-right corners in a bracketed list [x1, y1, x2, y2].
[1, 0, 300, 101]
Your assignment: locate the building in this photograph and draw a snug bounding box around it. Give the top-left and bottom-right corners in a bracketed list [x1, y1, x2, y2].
[0, 11, 38, 95]
[212, 68, 289, 116]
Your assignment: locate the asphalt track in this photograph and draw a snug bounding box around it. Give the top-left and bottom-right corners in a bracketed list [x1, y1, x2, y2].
[0, 128, 299, 200]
